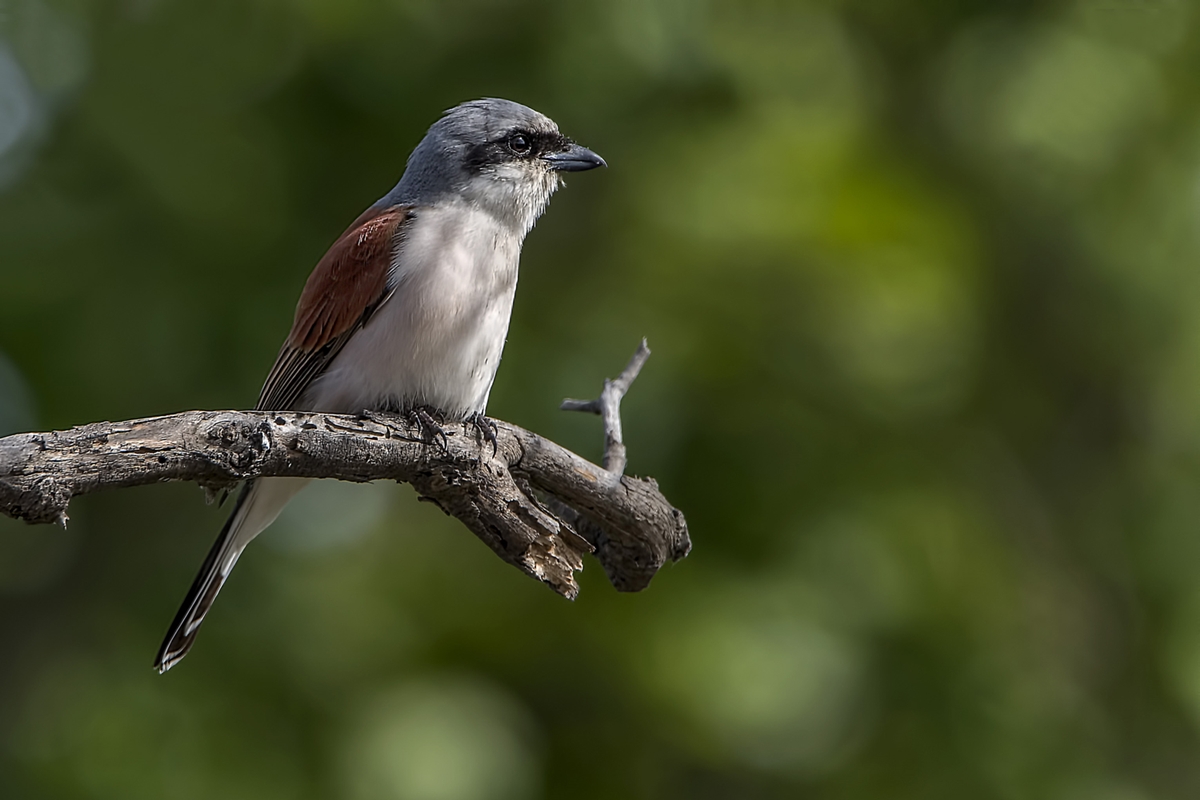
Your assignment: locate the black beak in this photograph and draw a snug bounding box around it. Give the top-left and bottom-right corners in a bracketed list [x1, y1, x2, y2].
[542, 142, 607, 172]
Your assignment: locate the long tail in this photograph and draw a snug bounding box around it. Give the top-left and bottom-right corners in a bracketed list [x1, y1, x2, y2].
[154, 477, 310, 673]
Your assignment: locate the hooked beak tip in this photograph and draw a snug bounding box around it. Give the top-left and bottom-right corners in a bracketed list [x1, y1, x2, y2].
[543, 143, 606, 172]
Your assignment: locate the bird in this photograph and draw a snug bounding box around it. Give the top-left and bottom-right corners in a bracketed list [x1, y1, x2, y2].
[154, 98, 606, 673]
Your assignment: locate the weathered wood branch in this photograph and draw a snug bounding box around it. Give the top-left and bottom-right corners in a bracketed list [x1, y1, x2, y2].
[0, 347, 689, 598]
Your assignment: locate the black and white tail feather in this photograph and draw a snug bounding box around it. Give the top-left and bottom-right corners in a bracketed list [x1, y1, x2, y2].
[153, 483, 253, 673]
[155, 476, 311, 671]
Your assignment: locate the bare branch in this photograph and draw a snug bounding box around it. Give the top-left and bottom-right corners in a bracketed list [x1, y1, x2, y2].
[556, 340, 684, 588]
[561, 338, 652, 479]
[0, 345, 689, 597]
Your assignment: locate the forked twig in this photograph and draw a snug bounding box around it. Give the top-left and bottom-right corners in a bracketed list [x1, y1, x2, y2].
[561, 338, 651, 481]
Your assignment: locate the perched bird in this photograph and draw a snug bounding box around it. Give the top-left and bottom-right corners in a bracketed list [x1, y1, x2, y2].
[154, 98, 605, 672]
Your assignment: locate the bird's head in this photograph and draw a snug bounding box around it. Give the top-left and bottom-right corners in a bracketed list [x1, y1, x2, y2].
[393, 98, 606, 233]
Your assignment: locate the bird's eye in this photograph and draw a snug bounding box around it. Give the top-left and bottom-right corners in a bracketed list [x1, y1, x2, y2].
[508, 133, 531, 155]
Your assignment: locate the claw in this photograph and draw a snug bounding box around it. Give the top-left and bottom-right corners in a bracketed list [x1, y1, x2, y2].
[467, 412, 499, 457]
[408, 406, 450, 450]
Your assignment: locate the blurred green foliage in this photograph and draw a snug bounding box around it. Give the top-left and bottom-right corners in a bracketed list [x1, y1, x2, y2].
[3, 0, 1200, 797]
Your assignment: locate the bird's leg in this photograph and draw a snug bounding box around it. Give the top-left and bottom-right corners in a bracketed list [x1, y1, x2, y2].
[466, 412, 499, 457]
[407, 405, 450, 450]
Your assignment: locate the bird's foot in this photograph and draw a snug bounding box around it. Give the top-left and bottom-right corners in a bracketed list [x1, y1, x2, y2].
[407, 406, 450, 450]
[466, 412, 499, 457]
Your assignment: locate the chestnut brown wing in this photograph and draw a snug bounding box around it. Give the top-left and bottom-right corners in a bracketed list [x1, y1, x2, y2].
[256, 205, 412, 412]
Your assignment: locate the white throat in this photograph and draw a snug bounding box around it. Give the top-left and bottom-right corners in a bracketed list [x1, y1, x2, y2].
[460, 165, 561, 237]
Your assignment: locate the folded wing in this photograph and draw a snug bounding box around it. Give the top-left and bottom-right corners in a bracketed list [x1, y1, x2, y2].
[258, 204, 413, 412]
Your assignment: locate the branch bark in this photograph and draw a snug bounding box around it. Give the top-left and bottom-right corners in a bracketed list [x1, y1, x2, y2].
[0, 346, 689, 598]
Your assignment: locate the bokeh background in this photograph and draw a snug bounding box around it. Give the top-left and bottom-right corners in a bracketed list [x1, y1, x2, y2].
[2, 0, 1200, 797]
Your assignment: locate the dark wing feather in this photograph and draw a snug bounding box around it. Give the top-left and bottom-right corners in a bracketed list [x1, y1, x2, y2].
[256, 205, 412, 412]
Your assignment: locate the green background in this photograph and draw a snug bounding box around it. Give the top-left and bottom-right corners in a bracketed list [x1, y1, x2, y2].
[3, 0, 1200, 797]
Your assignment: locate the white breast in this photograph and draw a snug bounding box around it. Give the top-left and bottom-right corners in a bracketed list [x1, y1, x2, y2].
[304, 201, 524, 419]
